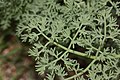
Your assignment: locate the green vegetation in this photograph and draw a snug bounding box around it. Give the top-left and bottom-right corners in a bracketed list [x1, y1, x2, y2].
[0, 0, 120, 80]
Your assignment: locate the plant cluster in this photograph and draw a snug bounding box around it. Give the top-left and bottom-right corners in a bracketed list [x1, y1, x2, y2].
[1, 0, 120, 80]
[0, 0, 29, 29]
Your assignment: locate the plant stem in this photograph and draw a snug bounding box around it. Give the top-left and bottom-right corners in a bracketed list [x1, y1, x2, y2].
[64, 46, 100, 80]
[41, 32, 96, 59]
[65, 58, 97, 80]
[36, 27, 120, 60]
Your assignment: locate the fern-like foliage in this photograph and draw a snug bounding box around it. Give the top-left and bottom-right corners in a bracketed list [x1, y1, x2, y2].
[0, 0, 29, 29]
[17, 0, 120, 80]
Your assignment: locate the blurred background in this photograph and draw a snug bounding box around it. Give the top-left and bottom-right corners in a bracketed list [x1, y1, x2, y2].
[0, 29, 41, 80]
[0, 0, 42, 80]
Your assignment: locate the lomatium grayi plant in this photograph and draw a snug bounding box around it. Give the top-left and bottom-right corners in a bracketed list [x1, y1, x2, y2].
[1, 0, 120, 80]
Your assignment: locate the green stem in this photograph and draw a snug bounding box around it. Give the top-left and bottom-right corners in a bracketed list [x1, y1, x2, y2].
[54, 42, 96, 59]
[91, 45, 120, 59]
[41, 31, 120, 59]
[65, 47, 100, 80]
[65, 58, 97, 80]
[36, 27, 120, 59]
[103, 12, 107, 43]
[36, 27, 95, 59]
[41, 32, 96, 59]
